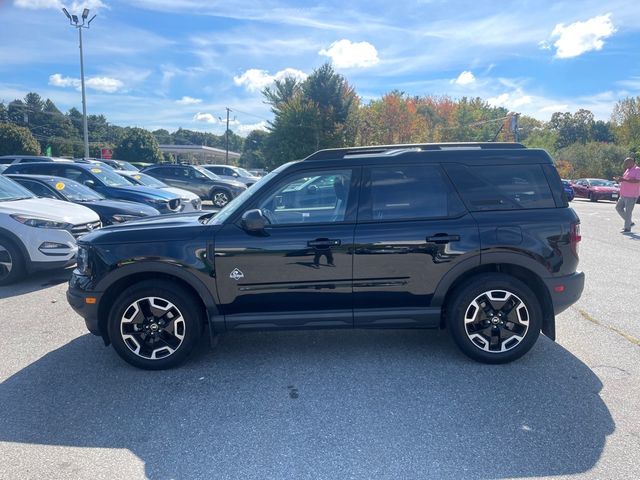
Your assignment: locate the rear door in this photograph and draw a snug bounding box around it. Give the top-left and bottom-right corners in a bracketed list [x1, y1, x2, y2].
[353, 164, 480, 328]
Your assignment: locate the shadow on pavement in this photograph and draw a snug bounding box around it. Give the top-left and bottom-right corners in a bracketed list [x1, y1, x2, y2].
[0, 329, 614, 479]
[0, 268, 72, 300]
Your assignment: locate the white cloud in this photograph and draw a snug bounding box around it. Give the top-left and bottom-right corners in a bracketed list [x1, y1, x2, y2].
[48, 73, 124, 93]
[548, 13, 616, 59]
[540, 104, 570, 112]
[488, 91, 532, 109]
[193, 112, 217, 123]
[15, 0, 107, 10]
[233, 68, 307, 92]
[237, 121, 268, 135]
[176, 96, 202, 105]
[319, 39, 379, 68]
[452, 71, 476, 86]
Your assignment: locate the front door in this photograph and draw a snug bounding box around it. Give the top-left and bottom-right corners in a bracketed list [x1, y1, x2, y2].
[353, 164, 480, 327]
[214, 167, 359, 330]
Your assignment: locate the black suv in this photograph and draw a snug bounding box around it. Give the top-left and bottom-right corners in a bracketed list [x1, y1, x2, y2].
[142, 164, 247, 207]
[67, 143, 584, 369]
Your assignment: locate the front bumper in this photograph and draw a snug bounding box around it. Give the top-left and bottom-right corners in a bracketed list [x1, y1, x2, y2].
[67, 278, 103, 337]
[544, 271, 585, 315]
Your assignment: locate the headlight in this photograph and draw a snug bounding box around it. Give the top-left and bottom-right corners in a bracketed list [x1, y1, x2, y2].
[111, 214, 141, 223]
[76, 245, 91, 275]
[11, 215, 70, 229]
[148, 198, 167, 205]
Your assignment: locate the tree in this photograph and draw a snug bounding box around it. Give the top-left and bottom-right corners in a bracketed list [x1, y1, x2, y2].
[0, 123, 41, 156]
[611, 97, 640, 150]
[556, 142, 629, 179]
[240, 129, 268, 168]
[114, 127, 163, 163]
[549, 109, 595, 149]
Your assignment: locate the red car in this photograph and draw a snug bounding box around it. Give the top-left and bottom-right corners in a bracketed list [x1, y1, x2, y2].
[572, 178, 620, 202]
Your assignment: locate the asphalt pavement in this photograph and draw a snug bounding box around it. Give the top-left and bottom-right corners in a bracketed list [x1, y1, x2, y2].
[0, 199, 638, 480]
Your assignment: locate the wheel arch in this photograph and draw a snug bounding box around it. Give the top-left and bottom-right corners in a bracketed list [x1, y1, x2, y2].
[434, 259, 555, 340]
[0, 228, 29, 268]
[96, 264, 221, 345]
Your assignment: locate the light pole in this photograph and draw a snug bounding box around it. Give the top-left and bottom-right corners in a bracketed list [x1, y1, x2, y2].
[62, 8, 96, 159]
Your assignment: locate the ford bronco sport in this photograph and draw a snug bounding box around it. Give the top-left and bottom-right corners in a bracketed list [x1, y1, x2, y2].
[67, 143, 584, 369]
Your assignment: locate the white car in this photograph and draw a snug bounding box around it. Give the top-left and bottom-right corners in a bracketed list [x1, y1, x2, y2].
[115, 170, 202, 212]
[0, 175, 101, 285]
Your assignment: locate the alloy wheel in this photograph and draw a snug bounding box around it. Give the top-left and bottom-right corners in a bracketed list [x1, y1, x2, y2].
[464, 290, 530, 353]
[120, 296, 186, 360]
[213, 192, 230, 207]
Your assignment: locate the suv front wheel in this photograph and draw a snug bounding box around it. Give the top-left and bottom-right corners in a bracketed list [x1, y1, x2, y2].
[108, 280, 203, 369]
[210, 189, 231, 208]
[446, 273, 542, 364]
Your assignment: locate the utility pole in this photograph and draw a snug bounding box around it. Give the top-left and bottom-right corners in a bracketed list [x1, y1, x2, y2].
[62, 8, 96, 159]
[225, 107, 231, 164]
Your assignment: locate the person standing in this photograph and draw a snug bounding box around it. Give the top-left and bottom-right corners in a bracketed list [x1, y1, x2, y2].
[614, 157, 640, 233]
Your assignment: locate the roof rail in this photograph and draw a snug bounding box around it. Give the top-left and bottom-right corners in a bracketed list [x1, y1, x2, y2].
[303, 142, 526, 161]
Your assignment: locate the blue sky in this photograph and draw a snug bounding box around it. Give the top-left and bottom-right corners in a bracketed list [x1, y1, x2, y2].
[1, 0, 639, 136]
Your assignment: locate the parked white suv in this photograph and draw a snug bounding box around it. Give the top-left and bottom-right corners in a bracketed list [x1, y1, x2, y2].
[0, 175, 101, 285]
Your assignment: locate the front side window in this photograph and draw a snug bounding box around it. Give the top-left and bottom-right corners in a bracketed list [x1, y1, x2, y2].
[363, 165, 464, 221]
[257, 169, 353, 225]
[17, 180, 58, 199]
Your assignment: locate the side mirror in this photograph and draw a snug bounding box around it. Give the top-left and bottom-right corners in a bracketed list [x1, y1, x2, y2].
[232, 172, 239, 177]
[83, 180, 96, 188]
[241, 209, 267, 233]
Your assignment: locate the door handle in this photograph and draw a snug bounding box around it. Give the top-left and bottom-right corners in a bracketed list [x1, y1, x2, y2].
[426, 234, 460, 244]
[308, 238, 341, 247]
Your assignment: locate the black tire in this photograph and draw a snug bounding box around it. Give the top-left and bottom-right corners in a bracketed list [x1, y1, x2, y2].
[108, 280, 204, 370]
[210, 189, 231, 208]
[446, 273, 542, 364]
[0, 236, 26, 286]
[589, 193, 597, 202]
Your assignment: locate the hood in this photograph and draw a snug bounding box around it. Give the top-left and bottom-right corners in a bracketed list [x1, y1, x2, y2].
[104, 185, 180, 200]
[79, 211, 219, 245]
[162, 186, 199, 201]
[0, 197, 99, 224]
[81, 199, 160, 217]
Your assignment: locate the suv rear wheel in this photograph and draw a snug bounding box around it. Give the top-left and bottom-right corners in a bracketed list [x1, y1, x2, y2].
[108, 280, 203, 370]
[0, 238, 25, 286]
[446, 273, 542, 364]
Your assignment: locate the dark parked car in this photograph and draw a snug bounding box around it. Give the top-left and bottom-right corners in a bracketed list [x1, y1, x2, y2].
[142, 164, 246, 207]
[561, 179, 574, 201]
[4, 162, 183, 214]
[117, 171, 202, 212]
[572, 178, 620, 202]
[0, 155, 72, 165]
[7, 174, 160, 225]
[68, 142, 584, 370]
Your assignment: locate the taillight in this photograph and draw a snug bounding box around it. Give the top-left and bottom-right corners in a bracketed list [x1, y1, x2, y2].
[570, 222, 581, 258]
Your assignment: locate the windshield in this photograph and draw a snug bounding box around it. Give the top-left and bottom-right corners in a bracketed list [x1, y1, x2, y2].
[209, 163, 293, 225]
[235, 167, 253, 177]
[88, 167, 132, 187]
[47, 179, 104, 202]
[125, 172, 166, 188]
[589, 179, 610, 187]
[194, 166, 220, 180]
[115, 161, 139, 171]
[0, 175, 35, 201]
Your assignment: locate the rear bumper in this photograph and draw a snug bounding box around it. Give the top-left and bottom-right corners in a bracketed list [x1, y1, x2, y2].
[544, 271, 585, 315]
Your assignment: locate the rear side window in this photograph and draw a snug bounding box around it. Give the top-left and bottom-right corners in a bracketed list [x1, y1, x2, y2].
[445, 164, 555, 211]
[361, 165, 465, 221]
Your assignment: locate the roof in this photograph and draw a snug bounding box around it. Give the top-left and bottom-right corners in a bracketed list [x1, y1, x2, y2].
[158, 144, 241, 160]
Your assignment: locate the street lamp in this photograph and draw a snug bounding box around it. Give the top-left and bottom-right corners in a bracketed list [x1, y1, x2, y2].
[62, 8, 96, 159]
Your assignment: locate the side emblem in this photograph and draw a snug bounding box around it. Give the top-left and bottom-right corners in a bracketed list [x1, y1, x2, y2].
[229, 268, 244, 281]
